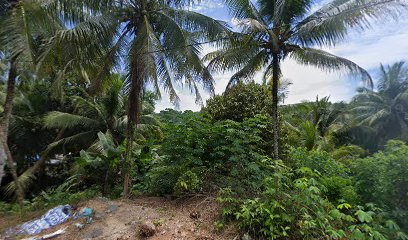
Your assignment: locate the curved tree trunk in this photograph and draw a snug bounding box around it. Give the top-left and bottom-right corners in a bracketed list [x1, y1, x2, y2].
[271, 53, 280, 159]
[0, 58, 24, 206]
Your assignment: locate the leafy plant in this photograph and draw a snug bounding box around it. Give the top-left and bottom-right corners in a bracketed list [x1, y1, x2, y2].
[146, 113, 276, 195]
[353, 140, 408, 230]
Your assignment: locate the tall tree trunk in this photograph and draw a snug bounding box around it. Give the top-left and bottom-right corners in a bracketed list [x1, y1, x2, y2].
[4, 142, 24, 207]
[0, 59, 24, 206]
[123, 56, 142, 198]
[271, 53, 280, 159]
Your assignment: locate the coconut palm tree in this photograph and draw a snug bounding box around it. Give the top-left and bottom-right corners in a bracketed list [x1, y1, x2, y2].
[285, 96, 346, 150]
[0, 0, 64, 204]
[351, 62, 408, 144]
[205, 0, 406, 158]
[46, 0, 229, 196]
[43, 75, 161, 152]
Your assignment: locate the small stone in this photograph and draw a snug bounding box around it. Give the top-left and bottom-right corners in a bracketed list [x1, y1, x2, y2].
[190, 211, 201, 219]
[139, 222, 156, 237]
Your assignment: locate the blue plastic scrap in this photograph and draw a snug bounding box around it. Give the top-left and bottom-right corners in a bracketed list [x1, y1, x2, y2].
[13, 205, 72, 236]
[73, 207, 94, 223]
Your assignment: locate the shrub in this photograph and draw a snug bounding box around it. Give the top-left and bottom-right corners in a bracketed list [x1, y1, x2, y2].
[146, 113, 274, 196]
[204, 82, 272, 122]
[353, 140, 408, 230]
[217, 160, 407, 240]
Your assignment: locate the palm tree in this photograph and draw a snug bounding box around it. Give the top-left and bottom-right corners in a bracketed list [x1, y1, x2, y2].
[43, 76, 161, 152]
[0, 0, 64, 205]
[205, 0, 405, 158]
[285, 96, 346, 150]
[47, 0, 229, 196]
[351, 62, 408, 144]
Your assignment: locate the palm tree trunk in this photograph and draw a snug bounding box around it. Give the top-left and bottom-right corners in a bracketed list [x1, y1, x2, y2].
[4, 142, 24, 207]
[271, 53, 280, 159]
[123, 56, 143, 198]
[0, 58, 24, 206]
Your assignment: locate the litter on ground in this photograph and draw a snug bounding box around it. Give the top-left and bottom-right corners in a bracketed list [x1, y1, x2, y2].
[5, 205, 72, 237]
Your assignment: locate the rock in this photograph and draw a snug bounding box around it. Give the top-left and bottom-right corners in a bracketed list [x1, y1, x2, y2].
[190, 211, 201, 219]
[139, 222, 156, 238]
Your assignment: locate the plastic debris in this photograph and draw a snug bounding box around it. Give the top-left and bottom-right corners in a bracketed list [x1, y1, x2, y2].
[22, 227, 67, 240]
[6, 205, 72, 237]
[73, 207, 94, 223]
[74, 223, 85, 229]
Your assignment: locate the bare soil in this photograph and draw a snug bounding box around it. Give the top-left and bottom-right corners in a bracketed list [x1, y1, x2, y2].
[0, 196, 238, 240]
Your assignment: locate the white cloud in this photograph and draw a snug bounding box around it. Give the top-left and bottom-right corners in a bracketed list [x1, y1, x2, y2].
[281, 59, 357, 103]
[187, 0, 224, 12]
[156, 1, 408, 112]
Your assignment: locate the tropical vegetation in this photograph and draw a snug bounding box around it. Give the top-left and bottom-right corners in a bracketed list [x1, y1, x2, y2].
[1, 0, 408, 239]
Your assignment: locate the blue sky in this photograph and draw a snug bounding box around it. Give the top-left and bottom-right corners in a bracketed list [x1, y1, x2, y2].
[156, 0, 408, 111]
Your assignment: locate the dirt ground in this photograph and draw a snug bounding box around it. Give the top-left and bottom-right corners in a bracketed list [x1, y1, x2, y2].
[0, 196, 238, 240]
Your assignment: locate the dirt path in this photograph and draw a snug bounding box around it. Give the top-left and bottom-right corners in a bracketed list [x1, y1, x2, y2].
[1, 196, 237, 240]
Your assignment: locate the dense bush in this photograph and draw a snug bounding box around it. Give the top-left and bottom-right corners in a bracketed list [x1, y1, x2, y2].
[353, 140, 408, 230]
[204, 82, 272, 122]
[217, 159, 407, 240]
[146, 113, 275, 195]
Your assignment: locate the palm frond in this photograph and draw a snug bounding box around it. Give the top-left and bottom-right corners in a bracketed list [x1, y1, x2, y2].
[3, 170, 36, 197]
[46, 130, 97, 151]
[44, 111, 101, 129]
[228, 49, 268, 89]
[163, 8, 230, 43]
[295, 0, 408, 46]
[224, 0, 259, 19]
[290, 47, 373, 88]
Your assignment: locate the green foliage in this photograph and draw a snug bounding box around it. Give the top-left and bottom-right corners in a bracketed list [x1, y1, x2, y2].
[204, 82, 272, 122]
[174, 170, 201, 195]
[146, 113, 274, 195]
[353, 140, 408, 229]
[218, 160, 406, 240]
[0, 176, 98, 214]
[290, 147, 346, 176]
[75, 132, 124, 192]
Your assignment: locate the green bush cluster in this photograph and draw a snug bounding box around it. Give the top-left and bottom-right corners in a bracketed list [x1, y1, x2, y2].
[353, 140, 408, 230]
[217, 158, 408, 239]
[146, 113, 275, 196]
[204, 82, 272, 122]
[212, 143, 408, 239]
